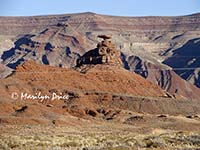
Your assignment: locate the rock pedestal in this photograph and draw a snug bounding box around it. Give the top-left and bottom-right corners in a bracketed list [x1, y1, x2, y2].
[76, 35, 122, 67]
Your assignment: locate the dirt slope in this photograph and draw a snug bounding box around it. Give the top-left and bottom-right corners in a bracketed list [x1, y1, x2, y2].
[0, 60, 166, 98]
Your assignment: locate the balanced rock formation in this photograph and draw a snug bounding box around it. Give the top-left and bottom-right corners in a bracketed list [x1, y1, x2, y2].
[76, 35, 122, 67]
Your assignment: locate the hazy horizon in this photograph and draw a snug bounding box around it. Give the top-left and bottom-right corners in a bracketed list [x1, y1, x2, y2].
[0, 0, 199, 17]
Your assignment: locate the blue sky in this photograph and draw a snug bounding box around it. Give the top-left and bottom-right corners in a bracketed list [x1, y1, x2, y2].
[0, 0, 199, 17]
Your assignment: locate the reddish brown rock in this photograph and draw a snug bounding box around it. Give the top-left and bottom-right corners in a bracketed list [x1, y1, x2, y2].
[77, 35, 122, 67]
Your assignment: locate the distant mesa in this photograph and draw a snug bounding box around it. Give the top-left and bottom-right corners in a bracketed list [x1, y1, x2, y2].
[76, 35, 122, 67]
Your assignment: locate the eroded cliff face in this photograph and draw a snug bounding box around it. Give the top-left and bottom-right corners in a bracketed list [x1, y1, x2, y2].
[126, 55, 200, 99]
[163, 38, 200, 88]
[1, 13, 200, 62]
[1, 12, 200, 34]
[0, 12, 200, 99]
